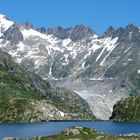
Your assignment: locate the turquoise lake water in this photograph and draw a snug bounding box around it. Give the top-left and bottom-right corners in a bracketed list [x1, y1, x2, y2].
[0, 121, 140, 139]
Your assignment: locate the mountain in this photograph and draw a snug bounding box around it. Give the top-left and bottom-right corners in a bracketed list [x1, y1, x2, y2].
[110, 96, 140, 122]
[0, 49, 93, 122]
[0, 13, 140, 120]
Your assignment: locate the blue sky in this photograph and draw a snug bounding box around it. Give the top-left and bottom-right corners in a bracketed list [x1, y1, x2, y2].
[0, 0, 139, 34]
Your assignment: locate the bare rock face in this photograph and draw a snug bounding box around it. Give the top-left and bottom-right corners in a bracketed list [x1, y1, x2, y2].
[1, 24, 23, 45]
[46, 26, 71, 40]
[63, 127, 81, 136]
[53, 78, 129, 120]
[70, 24, 95, 41]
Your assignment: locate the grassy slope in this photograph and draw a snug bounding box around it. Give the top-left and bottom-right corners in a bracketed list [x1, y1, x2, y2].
[0, 66, 43, 122]
[0, 50, 94, 122]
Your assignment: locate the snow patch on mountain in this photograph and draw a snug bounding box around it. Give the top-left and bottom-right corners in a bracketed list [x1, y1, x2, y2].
[17, 42, 25, 51]
[137, 70, 140, 74]
[21, 29, 54, 41]
[62, 38, 71, 46]
[95, 37, 118, 64]
[96, 47, 106, 62]
[21, 29, 46, 39]
[63, 54, 69, 65]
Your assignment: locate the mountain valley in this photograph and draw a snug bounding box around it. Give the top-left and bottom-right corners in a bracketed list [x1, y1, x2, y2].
[0, 13, 140, 120]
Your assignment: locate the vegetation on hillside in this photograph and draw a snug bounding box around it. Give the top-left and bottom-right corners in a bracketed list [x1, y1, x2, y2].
[110, 96, 140, 121]
[0, 50, 93, 122]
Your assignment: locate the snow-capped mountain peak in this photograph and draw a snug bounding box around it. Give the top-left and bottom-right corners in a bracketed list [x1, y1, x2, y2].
[1, 13, 140, 82]
[0, 14, 14, 37]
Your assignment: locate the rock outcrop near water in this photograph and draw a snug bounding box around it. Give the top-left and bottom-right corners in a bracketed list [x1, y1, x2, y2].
[110, 96, 140, 122]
